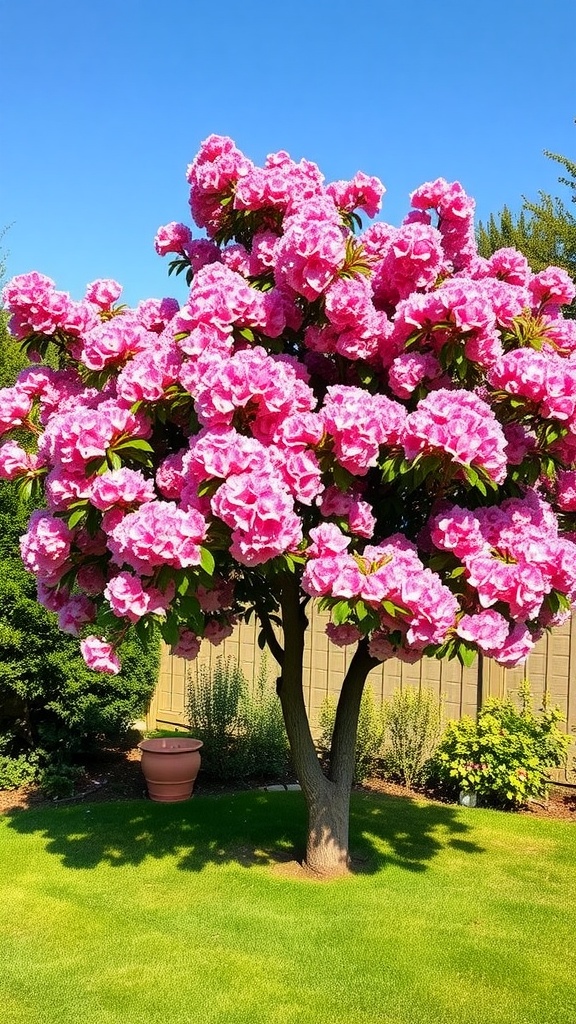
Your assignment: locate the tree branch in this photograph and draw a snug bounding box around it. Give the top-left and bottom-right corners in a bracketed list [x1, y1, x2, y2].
[277, 575, 326, 798]
[255, 605, 284, 667]
[329, 638, 379, 790]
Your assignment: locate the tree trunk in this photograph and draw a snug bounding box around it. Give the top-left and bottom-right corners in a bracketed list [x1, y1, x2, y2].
[304, 776, 351, 877]
[272, 577, 378, 878]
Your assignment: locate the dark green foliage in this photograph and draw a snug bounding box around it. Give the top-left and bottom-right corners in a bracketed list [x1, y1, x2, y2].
[186, 655, 290, 781]
[0, 750, 38, 789]
[478, 132, 576, 318]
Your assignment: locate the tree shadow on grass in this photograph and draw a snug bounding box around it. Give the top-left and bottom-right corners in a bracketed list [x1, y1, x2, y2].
[5, 789, 483, 876]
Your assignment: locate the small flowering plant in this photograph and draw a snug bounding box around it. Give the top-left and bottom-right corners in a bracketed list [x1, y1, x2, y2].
[433, 685, 570, 806]
[2, 135, 576, 873]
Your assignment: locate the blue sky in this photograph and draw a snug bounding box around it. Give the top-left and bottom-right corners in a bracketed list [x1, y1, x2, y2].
[1, 0, 575, 307]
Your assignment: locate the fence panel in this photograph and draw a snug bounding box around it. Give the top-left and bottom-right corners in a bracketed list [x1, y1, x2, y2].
[147, 608, 575, 779]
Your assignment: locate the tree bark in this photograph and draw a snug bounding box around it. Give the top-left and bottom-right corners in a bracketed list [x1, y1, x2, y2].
[273, 578, 378, 878]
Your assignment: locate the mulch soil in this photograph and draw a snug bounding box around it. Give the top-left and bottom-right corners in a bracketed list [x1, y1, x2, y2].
[1, 745, 575, 821]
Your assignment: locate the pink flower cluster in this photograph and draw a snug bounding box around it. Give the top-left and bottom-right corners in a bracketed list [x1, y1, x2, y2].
[402, 389, 508, 484]
[107, 501, 207, 574]
[488, 349, 576, 429]
[2, 273, 97, 340]
[321, 385, 406, 475]
[303, 525, 458, 653]
[431, 492, 576, 664]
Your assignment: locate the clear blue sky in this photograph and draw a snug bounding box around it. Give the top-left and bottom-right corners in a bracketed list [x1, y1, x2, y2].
[1, 0, 575, 307]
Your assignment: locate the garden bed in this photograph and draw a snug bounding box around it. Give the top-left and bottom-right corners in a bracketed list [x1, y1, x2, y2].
[1, 744, 575, 821]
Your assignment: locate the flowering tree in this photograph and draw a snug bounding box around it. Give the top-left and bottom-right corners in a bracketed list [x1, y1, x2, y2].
[2, 135, 576, 876]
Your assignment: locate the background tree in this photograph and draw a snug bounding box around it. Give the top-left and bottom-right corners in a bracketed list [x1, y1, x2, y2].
[478, 129, 576, 317]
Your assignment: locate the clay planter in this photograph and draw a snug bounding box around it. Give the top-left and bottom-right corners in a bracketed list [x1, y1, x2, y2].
[138, 737, 203, 802]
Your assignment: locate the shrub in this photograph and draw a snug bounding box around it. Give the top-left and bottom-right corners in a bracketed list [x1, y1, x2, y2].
[0, 480, 160, 794]
[318, 685, 385, 783]
[240, 657, 290, 778]
[0, 751, 38, 790]
[186, 656, 247, 779]
[432, 683, 570, 807]
[381, 686, 443, 789]
[186, 655, 289, 781]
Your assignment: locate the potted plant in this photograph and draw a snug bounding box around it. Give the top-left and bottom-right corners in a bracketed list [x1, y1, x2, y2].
[138, 735, 203, 802]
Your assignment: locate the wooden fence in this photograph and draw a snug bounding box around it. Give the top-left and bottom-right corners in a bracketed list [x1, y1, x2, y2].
[147, 605, 576, 779]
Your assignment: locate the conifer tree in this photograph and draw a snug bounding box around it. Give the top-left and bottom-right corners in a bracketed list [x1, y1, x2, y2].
[478, 129, 576, 318]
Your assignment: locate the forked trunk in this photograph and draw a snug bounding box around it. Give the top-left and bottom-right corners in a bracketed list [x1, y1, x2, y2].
[271, 576, 378, 879]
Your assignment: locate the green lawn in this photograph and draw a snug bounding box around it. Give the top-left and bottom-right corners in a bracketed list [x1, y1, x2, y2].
[0, 789, 574, 1024]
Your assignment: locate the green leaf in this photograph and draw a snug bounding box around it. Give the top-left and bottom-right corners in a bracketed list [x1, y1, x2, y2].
[197, 478, 221, 498]
[160, 617, 181, 646]
[15, 478, 34, 502]
[382, 599, 407, 619]
[457, 642, 477, 669]
[134, 617, 154, 647]
[113, 438, 154, 454]
[67, 507, 88, 530]
[200, 547, 215, 576]
[332, 463, 354, 491]
[332, 600, 351, 626]
[355, 600, 369, 621]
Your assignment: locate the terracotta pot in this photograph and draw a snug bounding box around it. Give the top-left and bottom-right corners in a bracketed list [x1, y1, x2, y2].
[138, 737, 203, 803]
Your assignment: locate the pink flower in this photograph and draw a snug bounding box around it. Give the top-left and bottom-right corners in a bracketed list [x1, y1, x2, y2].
[388, 353, 441, 399]
[0, 441, 40, 480]
[326, 171, 385, 218]
[402, 389, 508, 484]
[211, 470, 302, 566]
[154, 222, 193, 256]
[204, 619, 235, 646]
[20, 511, 73, 579]
[321, 385, 406, 475]
[85, 279, 122, 310]
[319, 486, 375, 538]
[556, 470, 576, 511]
[90, 468, 156, 511]
[0, 386, 33, 438]
[456, 610, 510, 655]
[108, 502, 207, 574]
[171, 628, 201, 660]
[275, 199, 347, 300]
[58, 594, 96, 636]
[325, 623, 363, 647]
[529, 267, 576, 311]
[104, 572, 168, 623]
[493, 623, 537, 668]
[80, 636, 122, 674]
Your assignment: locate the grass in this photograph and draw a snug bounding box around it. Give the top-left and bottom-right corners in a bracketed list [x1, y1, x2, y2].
[0, 789, 575, 1024]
